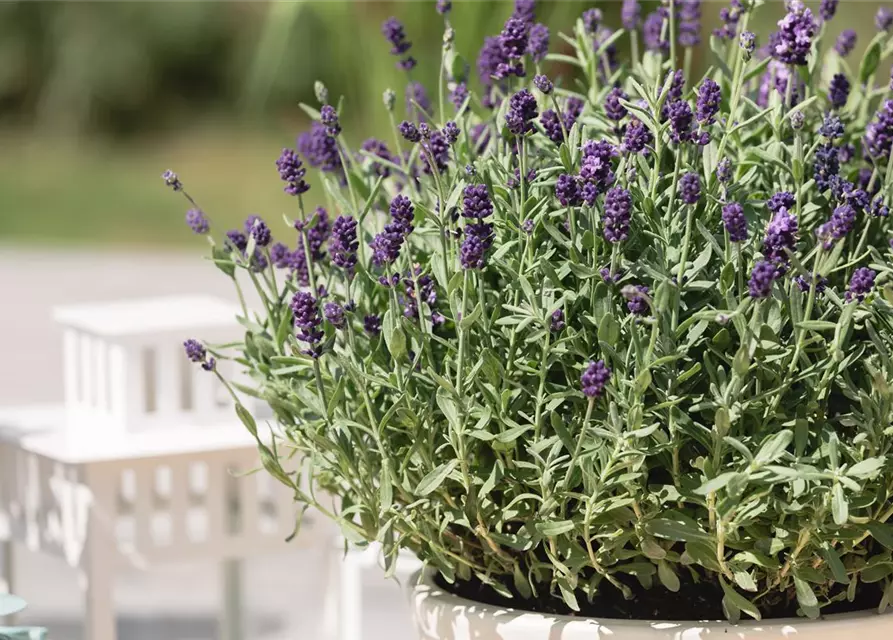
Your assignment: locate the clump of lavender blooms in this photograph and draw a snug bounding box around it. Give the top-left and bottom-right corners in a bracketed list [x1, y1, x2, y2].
[834, 29, 857, 57]
[829, 73, 850, 110]
[183, 339, 215, 371]
[382, 17, 416, 70]
[580, 360, 611, 398]
[847, 267, 876, 302]
[171, 0, 893, 623]
[186, 209, 209, 234]
[769, 1, 817, 66]
[722, 202, 748, 242]
[678, 172, 701, 205]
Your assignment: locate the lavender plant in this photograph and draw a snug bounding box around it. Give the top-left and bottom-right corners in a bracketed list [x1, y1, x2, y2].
[168, 0, 893, 623]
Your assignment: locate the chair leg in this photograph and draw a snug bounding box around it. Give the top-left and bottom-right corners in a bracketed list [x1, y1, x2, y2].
[320, 541, 342, 640]
[84, 549, 116, 640]
[0, 538, 13, 626]
[220, 558, 244, 640]
[339, 548, 364, 640]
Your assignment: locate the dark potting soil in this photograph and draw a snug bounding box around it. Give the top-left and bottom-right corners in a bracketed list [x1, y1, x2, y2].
[436, 571, 885, 621]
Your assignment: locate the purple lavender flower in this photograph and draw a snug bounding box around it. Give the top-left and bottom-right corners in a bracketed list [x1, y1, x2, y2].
[716, 158, 733, 184]
[364, 314, 382, 336]
[714, 0, 744, 40]
[460, 222, 495, 270]
[722, 202, 748, 242]
[768, 191, 796, 213]
[603, 187, 632, 243]
[740, 30, 756, 58]
[814, 142, 840, 191]
[463, 185, 493, 220]
[847, 267, 876, 302]
[421, 130, 450, 175]
[534, 74, 553, 95]
[877, 7, 893, 32]
[329, 215, 358, 274]
[834, 29, 856, 57]
[763, 207, 799, 263]
[528, 23, 550, 62]
[550, 309, 566, 333]
[820, 0, 838, 21]
[500, 17, 530, 60]
[556, 174, 582, 206]
[399, 121, 421, 143]
[382, 17, 415, 69]
[184, 339, 215, 372]
[389, 194, 415, 234]
[678, 172, 701, 205]
[450, 82, 469, 110]
[540, 109, 563, 144]
[583, 9, 602, 34]
[443, 121, 460, 145]
[622, 0, 641, 30]
[291, 292, 324, 357]
[667, 100, 694, 144]
[436, 0, 451, 15]
[820, 113, 844, 140]
[579, 140, 618, 200]
[369, 227, 404, 268]
[749, 260, 779, 299]
[624, 285, 650, 317]
[696, 78, 721, 125]
[406, 81, 432, 122]
[865, 100, 893, 159]
[361, 138, 395, 178]
[795, 274, 828, 294]
[305, 208, 330, 261]
[320, 104, 341, 137]
[270, 242, 290, 269]
[816, 203, 856, 248]
[297, 123, 342, 177]
[604, 87, 628, 123]
[522, 219, 534, 235]
[678, 0, 702, 48]
[276, 147, 310, 196]
[506, 89, 538, 135]
[403, 268, 440, 322]
[871, 198, 890, 218]
[186, 209, 209, 234]
[184, 339, 206, 363]
[513, 0, 536, 24]
[769, 1, 817, 66]
[162, 170, 182, 191]
[226, 230, 248, 253]
[382, 17, 411, 55]
[324, 302, 345, 329]
[622, 119, 652, 154]
[245, 215, 271, 247]
[643, 8, 668, 53]
[829, 74, 851, 110]
[581, 360, 611, 398]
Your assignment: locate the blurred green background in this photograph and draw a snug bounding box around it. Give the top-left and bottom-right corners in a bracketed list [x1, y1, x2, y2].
[0, 1, 883, 247]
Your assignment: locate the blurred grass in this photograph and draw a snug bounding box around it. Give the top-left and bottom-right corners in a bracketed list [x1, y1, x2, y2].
[0, 122, 326, 246]
[0, 1, 884, 247]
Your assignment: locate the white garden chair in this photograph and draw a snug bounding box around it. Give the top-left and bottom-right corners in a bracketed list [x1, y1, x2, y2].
[0, 295, 336, 640]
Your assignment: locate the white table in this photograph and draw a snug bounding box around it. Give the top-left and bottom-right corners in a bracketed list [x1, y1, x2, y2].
[0, 404, 333, 640]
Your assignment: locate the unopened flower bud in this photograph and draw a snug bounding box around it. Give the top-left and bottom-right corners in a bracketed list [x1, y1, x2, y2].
[314, 81, 329, 105]
[383, 89, 396, 112]
[790, 110, 805, 131]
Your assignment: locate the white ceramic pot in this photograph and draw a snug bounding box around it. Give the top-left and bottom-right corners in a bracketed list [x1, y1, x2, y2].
[409, 569, 893, 640]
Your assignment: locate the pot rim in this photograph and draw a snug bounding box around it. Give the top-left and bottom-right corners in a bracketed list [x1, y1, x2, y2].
[409, 567, 891, 631]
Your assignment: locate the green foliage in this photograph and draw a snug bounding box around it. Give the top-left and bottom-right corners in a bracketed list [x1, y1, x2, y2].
[183, 0, 893, 622]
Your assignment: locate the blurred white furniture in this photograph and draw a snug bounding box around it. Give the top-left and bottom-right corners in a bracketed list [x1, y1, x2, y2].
[0, 296, 333, 640]
[325, 540, 423, 640]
